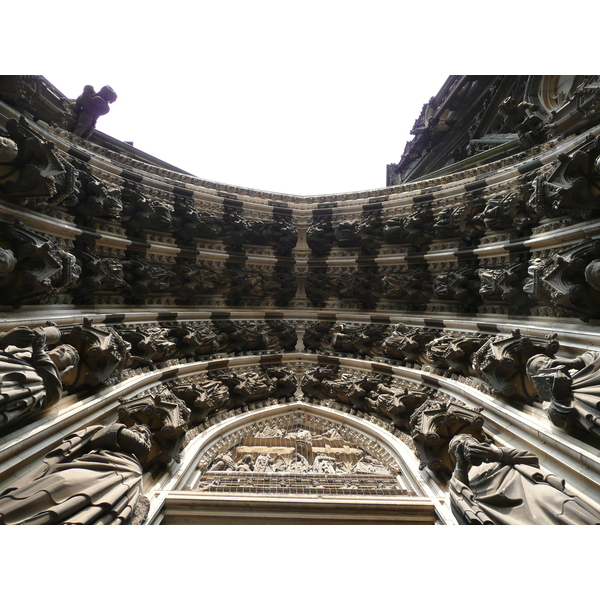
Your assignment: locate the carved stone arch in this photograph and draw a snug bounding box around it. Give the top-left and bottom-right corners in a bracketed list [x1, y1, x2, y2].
[143, 401, 456, 524]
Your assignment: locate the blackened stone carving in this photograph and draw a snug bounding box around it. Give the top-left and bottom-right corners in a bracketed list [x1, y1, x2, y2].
[476, 261, 529, 306]
[306, 218, 335, 256]
[534, 138, 600, 219]
[425, 333, 487, 377]
[381, 267, 430, 307]
[382, 324, 436, 363]
[334, 220, 362, 248]
[72, 85, 117, 139]
[409, 399, 488, 473]
[0, 219, 80, 307]
[267, 216, 298, 255]
[71, 168, 122, 222]
[301, 367, 381, 411]
[72, 251, 132, 300]
[122, 259, 174, 299]
[118, 389, 190, 466]
[262, 321, 298, 351]
[330, 323, 387, 357]
[272, 270, 298, 306]
[0, 421, 151, 524]
[448, 433, 600, 524]
[222, 208, 248, 249]
[331, 269, 382, 309]
[59, 319, 130, 391]
[214, 321, 269, 353]
[432, 204, 485, 242]
[473, 192, 536, 232]
[0, 118, 76, 206]
[166, 324, 223, 358]
[300, 366, 340, 401]
[0, 325, 79, 433]
[170, 380, 230, 425]
[526, 350, 600, 440]
[498, 96, 543, 149]
[116, 325, 177, 368]
[173, 202, 225, 244]
[366, 383, 429, 429]
[471, 329, 559, 402]
[383, 207, 433, 247]
[306, 270, 334, 306]
[120, 186, 179, 234]
[302, 322, 335, 352]
[523, 239, 600, 321]
[210, 368, 296, 409]
[432, 266, 480, 308]
[172, 263, 225, 299]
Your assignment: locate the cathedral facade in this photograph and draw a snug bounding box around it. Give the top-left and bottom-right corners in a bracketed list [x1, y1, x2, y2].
[1, 75, 600, 524]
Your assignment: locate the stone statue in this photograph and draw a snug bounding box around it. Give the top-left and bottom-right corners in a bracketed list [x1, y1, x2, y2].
[523, 239, 600, 321]
[72, 85, 118, 139]
[170, 380, 229, 425]
[0, 219, 81, 307]
[448, 434, 600, 524]
[526, 350, 600, 440]
[0, 422, 152, 524]
[0, 326, 79, 432]
[306, 218, 335, 256]
[0, 118, 77, 206]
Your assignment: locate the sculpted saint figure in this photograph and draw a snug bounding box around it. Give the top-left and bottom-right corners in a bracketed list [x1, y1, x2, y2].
[448, 434, 600, 524]
[72, 85, 118, 139]
[526, 350, 600, 439]
[0, 422, 152, 524]
[0, 326, 79, 432]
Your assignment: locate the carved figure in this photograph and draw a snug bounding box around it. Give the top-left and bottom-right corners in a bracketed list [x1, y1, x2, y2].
[306, 218, 335, 256]
[381, 267, 430, 306]
[523, 239, 600, 321]
[425, 334, 486, 376]
[381, 324, 435, 363]
[0, 119, 76, 205]
[498, 96, 543, 149]
[526, 350, 600, 440]
[117, 325, 177, 368]
[72, 251, 131, 299]
[0, 220, 80, 307]
[449, 434, 600, 524]
[0, 422, 151, 524]
[71, 170, 122, 222]
[59, 320, 130, 391]
[72, 85, 118, 139]
[432, 266, 480, 307]
[471, 329, 559, 402]
[122, 259, 173, 299]
[170, 380, 229, 425]
[367, 384, 428, 429]
[476, 262, 529, 305]
[0, 326, 79, 432]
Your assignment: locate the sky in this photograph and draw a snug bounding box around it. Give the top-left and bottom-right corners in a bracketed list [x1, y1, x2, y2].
[7, 2, 588, 197]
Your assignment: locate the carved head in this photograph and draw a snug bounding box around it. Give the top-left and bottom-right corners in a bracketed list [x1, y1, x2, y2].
[98, 86, 118, 103]
[585, 259, 600, 291]
[48, 343, 80, 372]
[0, 137, 18, 163]
[0, 248, 17, 277]
[525, 353, 553, 378]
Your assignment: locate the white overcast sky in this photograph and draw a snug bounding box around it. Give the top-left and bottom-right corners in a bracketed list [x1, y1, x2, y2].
[8, 1, 584, 197]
